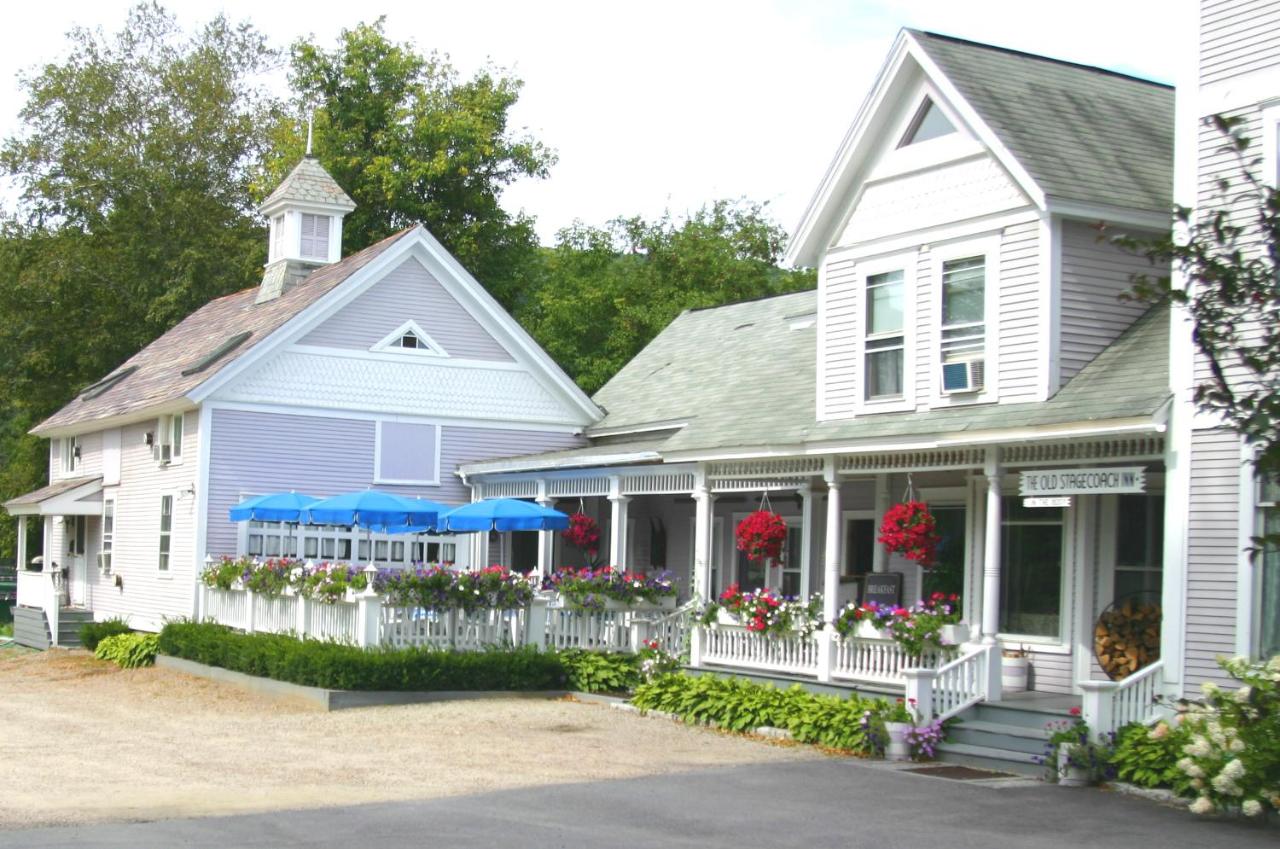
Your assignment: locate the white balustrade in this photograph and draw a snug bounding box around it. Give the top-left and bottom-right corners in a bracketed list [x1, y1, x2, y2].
[1081, 660, 1166, 738]
[831, 634, 946, 685]
[15, 570, 51, 613]
[907, 645, 996, 723]
[700, 624, 821, 676]
[543, 607, 633, 652]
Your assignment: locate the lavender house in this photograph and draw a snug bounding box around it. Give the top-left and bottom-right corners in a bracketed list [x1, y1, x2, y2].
[6, 156, 597, 643]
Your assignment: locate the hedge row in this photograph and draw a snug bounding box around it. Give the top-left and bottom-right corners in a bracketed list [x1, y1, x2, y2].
[157, 621, 642, 693]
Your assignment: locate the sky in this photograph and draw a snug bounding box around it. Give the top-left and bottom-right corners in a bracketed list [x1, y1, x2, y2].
[0, 0, 1188, 245]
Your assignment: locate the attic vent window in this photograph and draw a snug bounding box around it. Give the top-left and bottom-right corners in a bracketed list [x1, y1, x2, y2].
[372, 321, 447, 357]
[899, 98, 957, 147]
[80, 366, 138, 401]
[397, 332, 425, 349]
[181, 331, 253, 376]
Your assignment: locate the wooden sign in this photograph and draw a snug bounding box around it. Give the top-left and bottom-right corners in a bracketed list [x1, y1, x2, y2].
[1019, 466, 1146, 496]
[862, 571, 903, 607]
[1024, 496, 1072, 508]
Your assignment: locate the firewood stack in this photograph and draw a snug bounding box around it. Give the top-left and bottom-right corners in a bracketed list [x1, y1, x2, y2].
[1094, 599, 1161, 680]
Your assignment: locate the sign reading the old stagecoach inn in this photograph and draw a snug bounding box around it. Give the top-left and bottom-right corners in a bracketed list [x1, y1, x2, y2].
[1019, 466, 1146, 496]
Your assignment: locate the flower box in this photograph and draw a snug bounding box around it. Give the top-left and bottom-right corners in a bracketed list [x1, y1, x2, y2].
[855, 620, 884, 640]
[939, 623, 970, 645]
[716, 608, 742, 627]
[563, 594, 676, 612]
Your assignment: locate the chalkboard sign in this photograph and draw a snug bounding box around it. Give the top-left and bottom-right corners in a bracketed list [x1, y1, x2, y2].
[862, 572, 903, 607]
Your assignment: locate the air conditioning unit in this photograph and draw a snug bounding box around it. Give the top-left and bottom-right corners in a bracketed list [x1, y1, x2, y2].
[941, 359, 985, 394]
[154, 443, 172, 465]
[97, 551, 112, 574]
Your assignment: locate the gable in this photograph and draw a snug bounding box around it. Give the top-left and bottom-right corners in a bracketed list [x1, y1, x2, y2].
[298, 257, 514, 361]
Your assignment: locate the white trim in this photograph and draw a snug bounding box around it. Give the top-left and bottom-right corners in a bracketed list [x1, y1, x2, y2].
[32, 400, 194, 440]
[188, 228, 602, 424]
[369, 319, 450, 358]
[1043, 199, 1171, 231]
[1236, 438, 1257, 657]
[462, 450, 662, 477]
[373, 419, 442, 487]
[815, 259, 829, 419]
[201, 399, 583, 435]
[928, 233, 1001, 407]
[826, 208, 1039, 260]
[192, 403, 213, 616]
[1262, 101, 1280, 189]
[5, 478, 104, 517]
[1039, 213, 1062, 399]
[288, 343, 520, 370]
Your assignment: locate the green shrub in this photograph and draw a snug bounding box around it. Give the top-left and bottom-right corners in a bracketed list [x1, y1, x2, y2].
[95, 632, 159, 668]
[1110, 720, 1194, 794]
[632, 673, 886, 755]
[558, 650, 642, 693]
[80, 617, 132, 651]
[157, 621, 566, 691]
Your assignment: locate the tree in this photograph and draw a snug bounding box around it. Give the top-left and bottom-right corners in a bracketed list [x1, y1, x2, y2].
[1126, 116, 1279, 483]
[261, 20, 554, 310]
[519, 200, 816, 394]
[0, 3, 277, 556]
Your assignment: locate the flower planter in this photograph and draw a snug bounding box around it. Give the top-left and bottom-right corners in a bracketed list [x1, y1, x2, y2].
[855, 620, 884, 640]
[1056, 744, 1089, 787]
[884, 721, 912, 762]
[716, 608, 742, 627]
[1001, 654, 1030, 693]
[939, 623, 970, 645]
[565, 595, 677, 612]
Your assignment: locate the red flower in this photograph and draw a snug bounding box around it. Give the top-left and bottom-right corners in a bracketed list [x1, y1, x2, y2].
[1069, 706, 1082, 717]
[735, 511, 788, 561]
[562, 513, 601, 556]
[878, 501, 941, 568]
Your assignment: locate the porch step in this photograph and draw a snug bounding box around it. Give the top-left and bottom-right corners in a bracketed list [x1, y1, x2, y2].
[12, 605, 51, 650]
[968, 700, 1076, 731]
[945, 719, 1052, 757]
[55, 608, 95, 648]
[934, 741, 1045, 777]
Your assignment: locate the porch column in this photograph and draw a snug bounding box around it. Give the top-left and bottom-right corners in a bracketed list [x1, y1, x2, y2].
[692, 482, 714, 600]
[15, 516, 27, 571]
[871, 475, 890, 572]
[797, 484, 814, 599]
[822, 460, 842, 622]
[535, 482, 554, 582]
[608, 482, 630, 570]
[981, 455, 1003, 644]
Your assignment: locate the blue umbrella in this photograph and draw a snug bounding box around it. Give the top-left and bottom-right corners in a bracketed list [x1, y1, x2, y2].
[441, 498, 570, 532]
[304, 490, 445, 530]
[229, 491, 319, 523]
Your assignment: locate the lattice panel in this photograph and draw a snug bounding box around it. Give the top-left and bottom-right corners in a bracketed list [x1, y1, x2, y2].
[707, 458, 824, 479]
[839, 448, 985, 473]
[478, 479, 538, 499]
[620, 471, 696, 495]
[1001, 436, 1165, 465]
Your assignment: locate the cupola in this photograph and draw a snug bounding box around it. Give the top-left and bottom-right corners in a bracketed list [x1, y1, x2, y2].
[256, 155, 357, 303]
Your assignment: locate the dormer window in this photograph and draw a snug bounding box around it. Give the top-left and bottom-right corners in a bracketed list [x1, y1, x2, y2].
[300, 213, 331, 260]
[372, 320, 448, 357]
[899, 98, 956, 147]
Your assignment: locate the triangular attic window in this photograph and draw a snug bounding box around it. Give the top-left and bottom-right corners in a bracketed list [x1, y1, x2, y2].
[899, 98, 957, 147]
[372, 320, 447, 357]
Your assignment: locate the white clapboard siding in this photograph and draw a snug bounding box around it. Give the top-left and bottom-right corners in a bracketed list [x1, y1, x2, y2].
[997, 219, 1040, 401]
[1058, 220, 1163, 385]
[300, 256, 514, 361]
[1199, 0, 1280, 86]
[1183, 428, 1242, 693]
[913, 245, 934, 408]
[820, 255, 860, 419]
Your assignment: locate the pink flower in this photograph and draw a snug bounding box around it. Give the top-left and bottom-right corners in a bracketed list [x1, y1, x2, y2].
[1069, 706, 1082, 717]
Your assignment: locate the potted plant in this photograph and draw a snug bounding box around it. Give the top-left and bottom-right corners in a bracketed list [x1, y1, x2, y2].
[1002, 644, 1031, 693]
[561, 513, 602, 568]
[883, 699, 915, 762]
[734, 511, 787, 562]
[1045, 708, 1107, 787]
[878, 501, 941, 567]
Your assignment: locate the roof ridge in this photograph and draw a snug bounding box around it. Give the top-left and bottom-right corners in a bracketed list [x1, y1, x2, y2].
[908, 28, 1173, 89]
[686, 287, 816, 314]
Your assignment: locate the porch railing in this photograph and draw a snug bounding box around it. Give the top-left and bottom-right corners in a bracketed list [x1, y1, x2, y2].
[1080, 660, 1166, 738]
[832, 635, 946, 686]
[905, 644, 1000, 723]
[699, 623, 821, 676]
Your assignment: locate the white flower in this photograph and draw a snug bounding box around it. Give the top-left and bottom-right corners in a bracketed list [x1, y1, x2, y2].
[1201, 681, 1220, 696]
[1189, 796, 1214, 815]
[1184, 737, 1212, 758]
[1234, 686, 1252, 703]
[1242, 799, 1263, 817]
[1222, 758, 1246, 780]
[1229, 738, 1245, 753]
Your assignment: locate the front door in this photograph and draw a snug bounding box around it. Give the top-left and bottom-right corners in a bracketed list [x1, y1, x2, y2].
[65, 516, 89, 608]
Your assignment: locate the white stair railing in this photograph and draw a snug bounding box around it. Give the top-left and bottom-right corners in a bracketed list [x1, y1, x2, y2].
[1080, 660, 1165, 738]
[905, 644, 998, 723]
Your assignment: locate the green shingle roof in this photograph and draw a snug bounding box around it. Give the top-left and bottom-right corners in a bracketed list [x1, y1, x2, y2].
[910, 30, 1174, 213]
[261, 156, 356, 214]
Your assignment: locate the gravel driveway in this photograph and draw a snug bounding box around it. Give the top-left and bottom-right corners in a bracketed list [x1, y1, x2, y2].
[0, 647, 818, 830]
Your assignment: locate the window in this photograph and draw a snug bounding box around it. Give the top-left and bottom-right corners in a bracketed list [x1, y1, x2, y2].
[169, 413, 184, 460]
[843, 516, 876, 578]
[158, 495, 173, 571]
[299, 213, 330, 259]
[1114, 495, 1164, 601]
[999, 497, 1064, 638]
[1258, 477, 1280, 660]
[940, 256, 986, 392]
[899, 98, 957, 147]
[101, 500, 114, 572]
[372, 321, 447, 357]
[864, 270, 905, 399]
[61, 436, 80, 474]
[270, 215, 284, 261]
[923, 506, 966, 597]
[154, 414, 183, 464]
[66, 516, 86, 556]
[780, 526, 803, 597]
[398, 332, 425, 349]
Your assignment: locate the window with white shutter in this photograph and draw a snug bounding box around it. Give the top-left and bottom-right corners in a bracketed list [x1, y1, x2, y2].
[300, 213, 331, 259]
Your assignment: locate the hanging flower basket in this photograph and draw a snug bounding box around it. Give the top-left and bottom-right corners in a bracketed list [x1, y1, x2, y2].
[561, 513, 600, 557]
[735, 510, 787, 562]
[878, 501, 941, 568]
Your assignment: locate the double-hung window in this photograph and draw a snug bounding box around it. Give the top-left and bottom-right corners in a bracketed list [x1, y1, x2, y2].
[61, 436, 80, 474]
[1258, 477, 1280, 659]
[101, 500, 115, 573]
[158, 495, 173, 572]
[939, 256, 986, 393]
[300, 213, 330, 260]
[864, 270, 905, 400]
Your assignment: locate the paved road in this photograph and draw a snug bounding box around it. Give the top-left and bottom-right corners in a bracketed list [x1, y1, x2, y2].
[2, 759, 1274, 849]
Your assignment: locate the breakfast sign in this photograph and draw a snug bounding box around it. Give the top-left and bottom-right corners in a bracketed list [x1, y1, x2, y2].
[1019, 466, 1146, 496]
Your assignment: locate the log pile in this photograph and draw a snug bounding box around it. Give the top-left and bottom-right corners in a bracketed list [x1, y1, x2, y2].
[1094, 599, 1161, 680]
